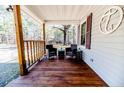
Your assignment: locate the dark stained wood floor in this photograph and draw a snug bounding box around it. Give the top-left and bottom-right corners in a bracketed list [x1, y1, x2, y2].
[6, 59, 108, 87]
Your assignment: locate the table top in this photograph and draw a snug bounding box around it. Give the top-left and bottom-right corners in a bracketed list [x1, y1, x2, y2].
[58, 48, 65, 52]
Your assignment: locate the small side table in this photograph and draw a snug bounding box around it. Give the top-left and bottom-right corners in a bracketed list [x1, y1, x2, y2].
[76, 51, 82, 61]
[58, 49, 65, 59]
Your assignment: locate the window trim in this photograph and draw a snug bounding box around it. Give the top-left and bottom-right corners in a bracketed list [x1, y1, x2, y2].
[85, 13, 92, 49]
[80, 21, 86, 48]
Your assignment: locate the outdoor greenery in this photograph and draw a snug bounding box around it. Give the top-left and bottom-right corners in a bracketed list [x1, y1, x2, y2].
[0, 5, 43, 87]
[0, 6, 16, 44]
[0, 6, 43, 44]
[0, 5, 19, 87]
[21, 11, 43, 40]
[46, 24, 76, 45]
[0, 62, 19, 87]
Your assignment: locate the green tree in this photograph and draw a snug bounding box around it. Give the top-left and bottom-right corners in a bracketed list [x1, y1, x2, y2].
[53, 25, 71, 45]
[0, 5, 15, 44]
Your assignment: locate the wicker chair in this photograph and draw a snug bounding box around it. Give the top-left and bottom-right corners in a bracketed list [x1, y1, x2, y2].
[46, 45, 57, 58]
[65, 44, 77, 58]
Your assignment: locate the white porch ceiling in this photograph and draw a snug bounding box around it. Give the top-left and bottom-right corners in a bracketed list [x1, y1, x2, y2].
[24, 5, 92, 24]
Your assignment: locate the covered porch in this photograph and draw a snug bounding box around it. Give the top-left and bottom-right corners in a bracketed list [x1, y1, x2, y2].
[3, 5, 124, 87]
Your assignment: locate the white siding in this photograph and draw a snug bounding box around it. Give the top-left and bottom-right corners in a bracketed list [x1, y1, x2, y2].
[78, 5, 124, 86]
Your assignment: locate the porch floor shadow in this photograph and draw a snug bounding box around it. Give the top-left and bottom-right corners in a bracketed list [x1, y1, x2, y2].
[6, 59, 108, 87]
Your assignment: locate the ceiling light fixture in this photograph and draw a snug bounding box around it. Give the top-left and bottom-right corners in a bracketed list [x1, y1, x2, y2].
[6, 5, 13, 12]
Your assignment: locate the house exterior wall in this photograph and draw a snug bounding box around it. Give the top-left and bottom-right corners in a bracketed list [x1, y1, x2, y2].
[78, 5, 124, 86]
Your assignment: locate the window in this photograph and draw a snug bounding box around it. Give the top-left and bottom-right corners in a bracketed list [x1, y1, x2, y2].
[80, 13, 92, 49]
[81, 22, 86, 46]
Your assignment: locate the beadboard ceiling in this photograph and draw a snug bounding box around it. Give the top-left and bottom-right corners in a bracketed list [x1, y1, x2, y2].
[24, 5, 91, 24]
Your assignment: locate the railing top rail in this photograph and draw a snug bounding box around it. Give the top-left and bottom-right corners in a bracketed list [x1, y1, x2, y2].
[24, 40, 45, 42]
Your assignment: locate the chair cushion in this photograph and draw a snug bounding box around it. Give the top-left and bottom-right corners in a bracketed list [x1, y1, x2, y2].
[46, 45, 53, 49]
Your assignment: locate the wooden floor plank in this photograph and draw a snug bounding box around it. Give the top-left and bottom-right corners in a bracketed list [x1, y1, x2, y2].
[6, 59, 108, 87]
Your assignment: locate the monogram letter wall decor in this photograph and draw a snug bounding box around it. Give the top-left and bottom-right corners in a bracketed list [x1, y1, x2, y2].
[100, 6, 123, 34]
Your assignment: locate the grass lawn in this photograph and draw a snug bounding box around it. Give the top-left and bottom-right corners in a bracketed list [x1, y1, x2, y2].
[0, 62, 19, 87]
[0, 44, 19, 87]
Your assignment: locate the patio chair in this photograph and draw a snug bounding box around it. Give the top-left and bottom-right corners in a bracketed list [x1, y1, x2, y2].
[65, 44, 77, 58]
[46, 44, 57, 59]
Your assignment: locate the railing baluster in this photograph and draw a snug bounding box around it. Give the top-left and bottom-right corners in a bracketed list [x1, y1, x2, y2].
[36, 41, 38, 60]
[38, 41, 40, 58]
[30, 41, 33, 64]
[24, 40, 45, 70]
[26, 41, 30, 66]
[37, 41, 39, 59]
[40, 41, 42, 57]
[41, 41, 42, 57]
[41, 41, 43, 57]
[35, 41, 37, 61]
[39, 42, 40, 57]
[33, 41, 35, 63]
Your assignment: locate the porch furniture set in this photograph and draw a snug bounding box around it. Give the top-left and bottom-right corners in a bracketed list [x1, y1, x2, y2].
[46, 44, 82, 60]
